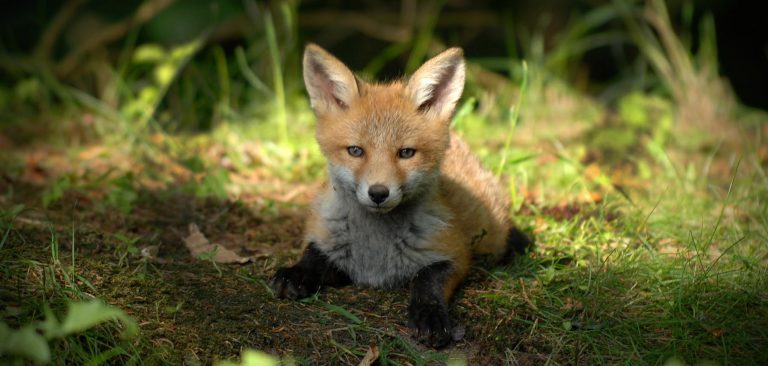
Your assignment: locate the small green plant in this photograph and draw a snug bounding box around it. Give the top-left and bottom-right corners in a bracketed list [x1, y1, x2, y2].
[104, 173, 139, 215]
[0, 300, 138, 364]
[114, 233, 141, 267]
[197, 245, 223, 276]
[214, 349, 281, 366]
[42, 176, 72, 208]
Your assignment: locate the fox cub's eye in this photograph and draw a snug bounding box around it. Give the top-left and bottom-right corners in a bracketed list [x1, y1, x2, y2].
[347, 146, 364, 157]
[398, 148, 416, 159]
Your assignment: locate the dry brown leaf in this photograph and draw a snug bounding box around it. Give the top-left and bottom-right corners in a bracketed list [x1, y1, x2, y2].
[183, 223, 252, 264]
[357, 343, 379, 366]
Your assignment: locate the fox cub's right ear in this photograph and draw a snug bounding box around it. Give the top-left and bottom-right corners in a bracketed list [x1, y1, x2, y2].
[406, 48, 465, 122]
[303, 44, 360, 115]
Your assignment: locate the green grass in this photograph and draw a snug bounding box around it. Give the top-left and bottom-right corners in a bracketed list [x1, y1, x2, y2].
[0, 212, 164, 365]
[1, 1, 767, 365]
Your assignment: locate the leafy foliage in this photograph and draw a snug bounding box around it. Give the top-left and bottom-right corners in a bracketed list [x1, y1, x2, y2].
[0, 300, 138, 364]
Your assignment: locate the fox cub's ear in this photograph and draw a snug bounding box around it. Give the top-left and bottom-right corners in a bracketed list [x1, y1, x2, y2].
[303, 44, 360, 115]
[406, 48, 465, 121]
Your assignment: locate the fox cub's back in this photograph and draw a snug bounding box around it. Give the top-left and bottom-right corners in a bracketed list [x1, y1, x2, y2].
[440, 133, 511, 260]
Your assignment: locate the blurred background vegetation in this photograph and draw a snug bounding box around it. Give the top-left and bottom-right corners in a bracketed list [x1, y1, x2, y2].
[1, 1, 766, 365]
[1, 0, 765, 190]
[1, 0, 765, 141]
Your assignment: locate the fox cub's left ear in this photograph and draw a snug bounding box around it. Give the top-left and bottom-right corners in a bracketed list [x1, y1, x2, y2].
[406, 48, 465, 121]
[303, 43, 361, 115]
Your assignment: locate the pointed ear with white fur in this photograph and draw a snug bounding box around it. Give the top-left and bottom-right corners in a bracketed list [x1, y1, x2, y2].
[303, 44, 360, 115]
[405, 48, 465, 121]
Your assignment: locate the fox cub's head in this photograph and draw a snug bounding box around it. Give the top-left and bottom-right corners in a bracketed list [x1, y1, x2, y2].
[303, 44, 465, 213]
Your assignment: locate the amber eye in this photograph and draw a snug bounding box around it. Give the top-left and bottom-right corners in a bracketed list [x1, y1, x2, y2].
[347, 146, 364, 157]
[398, 148, 416, 159]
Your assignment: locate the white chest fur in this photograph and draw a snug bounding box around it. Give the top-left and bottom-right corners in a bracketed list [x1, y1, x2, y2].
[311, 191, 450, 288]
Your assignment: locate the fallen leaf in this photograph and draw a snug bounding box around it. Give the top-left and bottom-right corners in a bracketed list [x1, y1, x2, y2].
[183, 223, 251, 264]
[357, 343, 379, 366]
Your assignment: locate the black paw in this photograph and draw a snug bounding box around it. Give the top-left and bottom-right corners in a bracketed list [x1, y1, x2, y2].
[408, 301, 453, 349]
[269, 266, 320, 300]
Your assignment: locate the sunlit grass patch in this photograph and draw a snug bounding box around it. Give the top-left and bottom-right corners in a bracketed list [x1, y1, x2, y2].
[502, 137, 767, 364]
[454, 66, 767, 362]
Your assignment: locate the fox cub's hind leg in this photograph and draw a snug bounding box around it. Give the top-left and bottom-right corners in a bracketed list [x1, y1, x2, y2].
[270, 243, 352, 299]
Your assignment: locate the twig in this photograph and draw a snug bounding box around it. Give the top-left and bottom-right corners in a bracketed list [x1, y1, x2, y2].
[298, 9, 501, 43]
[299, 10, 411, 43]
[34, 0, 87, 63]
[55, 0, 176, 78]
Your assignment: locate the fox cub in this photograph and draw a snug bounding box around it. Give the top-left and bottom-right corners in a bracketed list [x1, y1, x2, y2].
[270, 44, 523, 348]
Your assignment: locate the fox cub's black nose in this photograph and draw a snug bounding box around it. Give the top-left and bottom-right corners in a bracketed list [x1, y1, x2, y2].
[368, 184, 390, 204]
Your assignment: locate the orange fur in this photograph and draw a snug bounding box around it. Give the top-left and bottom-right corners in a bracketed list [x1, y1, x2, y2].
[304, 44, 512, 303]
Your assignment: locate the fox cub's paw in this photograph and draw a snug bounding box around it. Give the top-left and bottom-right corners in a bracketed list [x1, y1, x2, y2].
[408, 300, 453, 348]
[270, 266, 320, 300]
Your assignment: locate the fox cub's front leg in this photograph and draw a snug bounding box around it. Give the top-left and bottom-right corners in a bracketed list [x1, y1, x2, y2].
[408, 261, 457, 348]
[270, 243, 351, 299]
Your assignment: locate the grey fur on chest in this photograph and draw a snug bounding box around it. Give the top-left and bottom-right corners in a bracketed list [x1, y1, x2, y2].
[312, 192, 450, 288]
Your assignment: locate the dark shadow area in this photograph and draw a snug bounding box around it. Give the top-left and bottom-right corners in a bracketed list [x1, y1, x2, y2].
[0, 175, 309, 363]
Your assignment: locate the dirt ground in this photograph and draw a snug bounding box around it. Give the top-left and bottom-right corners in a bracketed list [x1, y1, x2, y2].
[1, 175, 558, 365]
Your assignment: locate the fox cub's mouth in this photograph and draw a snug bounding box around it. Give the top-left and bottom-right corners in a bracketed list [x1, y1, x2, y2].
[358, 192, 399, 213]
[364, 204, 395, 213]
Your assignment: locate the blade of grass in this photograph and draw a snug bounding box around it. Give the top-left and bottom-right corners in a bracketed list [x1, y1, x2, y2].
[263, 11, 287, 144]
[320, 301, 363, 325]
[363, 42, 410, 77]
[496, 60, 528, 177]
[234, 46, 272, 96]
[213, 45, 230, 124]
[405, 0, 446, 73]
